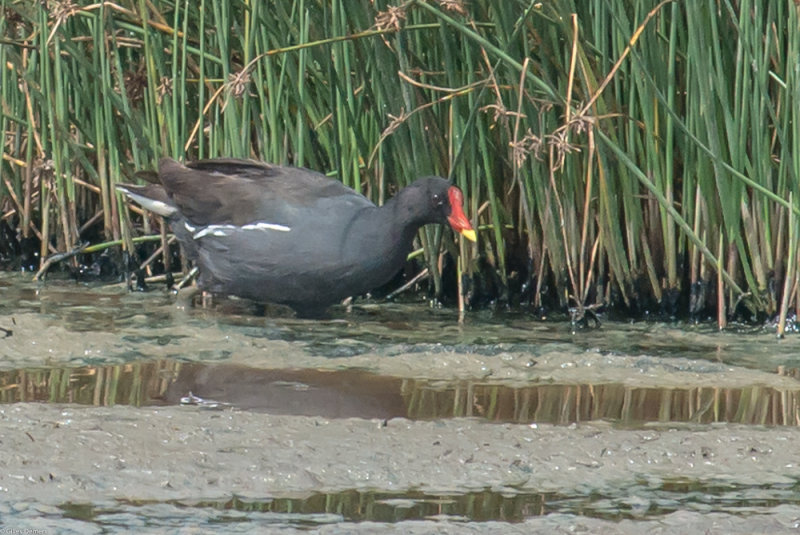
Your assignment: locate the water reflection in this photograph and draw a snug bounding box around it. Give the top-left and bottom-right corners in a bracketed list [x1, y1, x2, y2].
[3, 360, 800, 425]
[55, 477, 800, 528]
[62, 489, 548, 525]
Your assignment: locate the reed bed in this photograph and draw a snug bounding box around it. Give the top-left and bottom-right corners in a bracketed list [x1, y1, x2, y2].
[1, 0, 799, 326]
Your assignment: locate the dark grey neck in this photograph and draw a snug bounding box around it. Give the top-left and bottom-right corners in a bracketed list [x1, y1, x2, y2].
[334, 197, 430, 294]
[348, 199, 423, 262]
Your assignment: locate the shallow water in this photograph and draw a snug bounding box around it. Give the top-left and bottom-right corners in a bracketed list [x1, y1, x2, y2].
[55, 479, 800, 526]
[4, 361, 800, 425]
[4, 273, 800, 372]
[2, 272, 800, 532]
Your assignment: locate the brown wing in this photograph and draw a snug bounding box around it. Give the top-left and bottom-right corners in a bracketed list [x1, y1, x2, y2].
[158, 158, 372, 227]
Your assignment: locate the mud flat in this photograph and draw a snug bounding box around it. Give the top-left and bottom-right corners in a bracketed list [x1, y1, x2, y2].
[3, 402, 800, 533]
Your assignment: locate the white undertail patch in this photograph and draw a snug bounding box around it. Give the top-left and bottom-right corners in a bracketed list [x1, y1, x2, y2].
[118, 188, 176, 217]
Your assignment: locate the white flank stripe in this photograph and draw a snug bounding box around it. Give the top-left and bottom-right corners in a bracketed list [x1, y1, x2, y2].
[192, 221, 291, 240]
[241, 222, 291, 232]
[184, 222, 196, 232]
[193, 224, 235, 239]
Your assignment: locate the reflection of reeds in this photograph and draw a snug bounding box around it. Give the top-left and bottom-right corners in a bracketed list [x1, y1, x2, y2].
[403, 381, 800, 426]
[1, 2, 799, 320]
[3, 362, 799, 425]
[121, 489, 549, 522]
[0, 360, 181, 406]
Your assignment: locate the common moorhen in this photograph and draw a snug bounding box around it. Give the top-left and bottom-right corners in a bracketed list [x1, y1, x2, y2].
[118, 158, 476, 316]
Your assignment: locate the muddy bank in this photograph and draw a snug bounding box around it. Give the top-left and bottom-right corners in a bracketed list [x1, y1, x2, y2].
[3, 309, 799, 392]
[3, 403, 800, 532]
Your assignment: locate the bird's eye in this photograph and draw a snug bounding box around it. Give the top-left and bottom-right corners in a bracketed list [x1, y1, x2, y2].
[433, 194, 444, 206]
